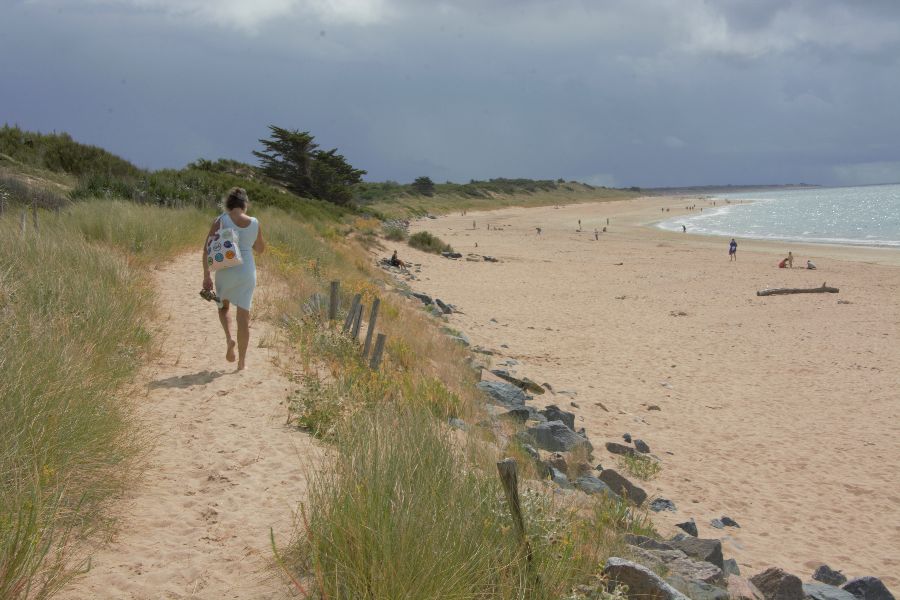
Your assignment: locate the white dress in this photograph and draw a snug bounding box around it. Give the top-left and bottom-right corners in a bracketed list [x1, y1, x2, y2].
[213, 213, 259, 311]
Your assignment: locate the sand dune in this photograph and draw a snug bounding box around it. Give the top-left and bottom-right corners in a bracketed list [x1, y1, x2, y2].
[59, 254, 314, 600]
[403, 196, 899, 589]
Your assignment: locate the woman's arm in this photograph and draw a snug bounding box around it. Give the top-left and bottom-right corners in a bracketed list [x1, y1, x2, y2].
[253, 224, 266, 254]
[202, 219, 221, 290]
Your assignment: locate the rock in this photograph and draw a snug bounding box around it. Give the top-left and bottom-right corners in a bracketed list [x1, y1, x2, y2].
[648, 404, 662, 411]
[842, 577, 895, 600]
[624, 534, 676, 551]
[634, 439, 651, 453]
[603, 557, 690, 600]
[813, 566, 847, 587]
[597, 469, 647, 506]
[449, 332, 471, 346]
[721, 516, 740, 528]
[441, 251, 462, 259]
[668, 536, 723, 569]
[804, 583, 860, 600]
[411, 292, 433, 305]
[574, 476, 618, 497]
[727, 574, 764, 600]
[539, 405, 576, 430]
[448, 417, 467, 431]
[434, 298, 452, 314]
[675, 519, 698, 537]
[723, 559, 740, 576]
[548, 466, 572, 488]
[500, 407, 531, 423]
[546, 452, 568, 472]
[490, 369, 545, 394]
[526, 420, 593, 453]
[482, 255, 499, 262]
[477, 380, 529, 407]
[711, 519, 725, 529]
[650, 498, 677, 512]
[623, 433, 632, 443]
[606, 441, 639, 457]
[667, 576, 729, 600]
[748, 567, 803, 600]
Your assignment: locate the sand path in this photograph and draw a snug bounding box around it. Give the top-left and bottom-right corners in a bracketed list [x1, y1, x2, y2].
[60, 253, 313, 600]
[403, 198, 899, 589]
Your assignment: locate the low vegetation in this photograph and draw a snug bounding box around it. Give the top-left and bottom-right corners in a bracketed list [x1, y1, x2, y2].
[408, 230, 453, 254]
[618, 454, 662, 481]
[0, 201, 207, 599]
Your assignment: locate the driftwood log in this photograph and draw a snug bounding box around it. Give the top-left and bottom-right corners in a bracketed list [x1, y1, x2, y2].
[757, 282, 839, 297]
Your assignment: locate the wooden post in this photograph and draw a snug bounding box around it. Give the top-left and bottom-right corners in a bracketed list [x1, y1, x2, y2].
[369, 333, 387, 370]
[328, 281, 340, 321]
[497, 458, 532, 564]
[342, 293, 362, 333]
[20, 210, 26, 235]
[362, 298, 381, 359]
[351, 303, 364, 340]
[32, 204, 39, 232]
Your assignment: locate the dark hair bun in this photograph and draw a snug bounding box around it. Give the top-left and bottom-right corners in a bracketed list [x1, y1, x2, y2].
[225, 187, 249, 210]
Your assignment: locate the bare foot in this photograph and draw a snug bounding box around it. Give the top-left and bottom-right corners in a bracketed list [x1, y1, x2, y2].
[236, 361, 246, 371]
[226, 340, 236, 362]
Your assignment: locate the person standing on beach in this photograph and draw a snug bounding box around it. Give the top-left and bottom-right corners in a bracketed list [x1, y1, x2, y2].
[536, 227, 542, 235]
[594, 228, 599, 240]
[202, 187, 266, 371]
[682, 224, 686, 233]
[787, 251, 794, 268]
[729, 238, 737, 261]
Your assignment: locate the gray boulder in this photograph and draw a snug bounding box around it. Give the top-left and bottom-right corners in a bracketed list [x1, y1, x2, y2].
[723, 558, 741, 576]
[634, 439, 651, 453]
[843, 577, 895, 600]
[500, 407, 532, 423]
[625, 534, 675, 551]
[548, 466, 572, 488]
[477, 380, 528, 407]
[521, 444, 540, 459]
[650, 498, 677, 512]
[748, 567, 803, 600]
[597, 469, 647, 506]
[490, 369, 546, 394]
[434, 298, 452, 314]
[603, 557, 690, 600]
[574, 476, 617, 497]
[726, 575, 764, 600]
[448, 417, 467, 431]
[606, 441, 639, 457]
[675, 519, 698, 537]
[526, 420, 593, 453]
[813, 565, 847, 587]
[667, 576, 729, 600]
[668, 536, 724, 569]
[803, 583, 859, 600]
[539, 404, 576, 430]
[411, 292, 433, 305]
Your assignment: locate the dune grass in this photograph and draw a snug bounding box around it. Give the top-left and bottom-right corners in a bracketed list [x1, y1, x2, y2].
[408, 230, 453, 254]
[618, 454, 662, 481]
[0, 201, 208, 599]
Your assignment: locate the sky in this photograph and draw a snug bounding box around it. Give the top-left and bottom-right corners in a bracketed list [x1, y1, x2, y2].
[3, 0, 900, 187]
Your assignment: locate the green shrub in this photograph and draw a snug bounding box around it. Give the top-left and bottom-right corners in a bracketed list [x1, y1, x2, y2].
[0, 125, 140, 178]
[382, 224, 407, 241]
[618, 454, 662, 481]
[408, 230, 452, 254]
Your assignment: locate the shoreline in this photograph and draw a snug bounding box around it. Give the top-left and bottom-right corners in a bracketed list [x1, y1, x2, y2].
[398, 195, 900, 589]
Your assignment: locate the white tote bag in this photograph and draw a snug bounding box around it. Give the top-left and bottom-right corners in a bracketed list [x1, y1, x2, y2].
[206, 224, 244, 272]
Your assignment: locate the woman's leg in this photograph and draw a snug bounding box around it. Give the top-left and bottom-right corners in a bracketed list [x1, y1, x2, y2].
[218, 300, 236, 362]
[236, 307, 251, 370]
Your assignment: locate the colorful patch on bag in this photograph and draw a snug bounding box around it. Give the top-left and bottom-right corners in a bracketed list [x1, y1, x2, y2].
[212, 242, 222, 252]
[225, 250, 235, 259]
[207, 257, 213, 266]
[223, 241, 233, 249]
[215, 253, 224, 262]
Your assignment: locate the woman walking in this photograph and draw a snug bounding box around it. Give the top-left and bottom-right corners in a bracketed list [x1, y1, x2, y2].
[202, 187, 266, 370]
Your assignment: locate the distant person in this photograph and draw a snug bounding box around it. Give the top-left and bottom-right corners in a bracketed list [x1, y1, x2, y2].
[682, 224, 687, 233]
[578, 219, 582, 231]
[778, 257, 788, 268]
[729, 238, 737, 261]
[787, 251, 794, 268]
[473, 220, 476, 230]
[202, 187, 266, 371]
[390, 250, 407, 269]
[606, 218, 609, 225]
[807, 259, 817, 270]
[594, 228, 599, 240]
[536, 227, 542, 235]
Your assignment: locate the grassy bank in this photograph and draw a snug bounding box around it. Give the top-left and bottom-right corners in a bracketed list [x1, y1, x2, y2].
[0, 201, 207, 599]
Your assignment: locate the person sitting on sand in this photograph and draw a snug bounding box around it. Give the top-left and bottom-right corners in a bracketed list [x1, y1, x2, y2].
[807, 259, 817, 270]
[390, 250, 407, 269]
[202, 187, 266, 371]
[729, 238, 737, 261]
[536, 227, 542, 235]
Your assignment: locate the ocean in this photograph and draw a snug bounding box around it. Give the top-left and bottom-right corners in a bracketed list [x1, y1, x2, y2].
[657, 183, 900, 247]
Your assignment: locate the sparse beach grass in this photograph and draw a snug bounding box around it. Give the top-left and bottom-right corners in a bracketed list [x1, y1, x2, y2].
[408, 230, 453, 254]
[0, 201, 207, 599]
[618, 454, 662, 481]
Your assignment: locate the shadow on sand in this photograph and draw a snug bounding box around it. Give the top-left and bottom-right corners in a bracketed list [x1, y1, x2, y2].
[148, 369, 228, 389]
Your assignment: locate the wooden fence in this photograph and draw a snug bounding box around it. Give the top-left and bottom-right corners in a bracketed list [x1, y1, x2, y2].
[327, 280, 387, 370]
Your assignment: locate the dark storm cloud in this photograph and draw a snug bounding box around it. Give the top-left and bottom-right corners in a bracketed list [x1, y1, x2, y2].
[4, 0, 900, 186]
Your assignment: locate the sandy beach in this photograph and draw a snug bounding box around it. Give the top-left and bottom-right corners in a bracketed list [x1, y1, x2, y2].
[403, 196, 900, 588]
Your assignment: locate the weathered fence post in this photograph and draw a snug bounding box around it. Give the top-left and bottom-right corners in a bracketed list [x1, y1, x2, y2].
[369, 333, 387, 370]
[497, 458, 533, 565]
[362, 298, 381, 359]
[342, 293, 362, 333]
[20, 210, 27, 235]
[328, 281, 340, 321]
[350, 303, 364, 340]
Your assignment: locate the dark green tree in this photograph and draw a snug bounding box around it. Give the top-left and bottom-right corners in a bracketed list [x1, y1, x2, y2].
[412, 176, 435, 196]
[252, 126, 366, 205]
